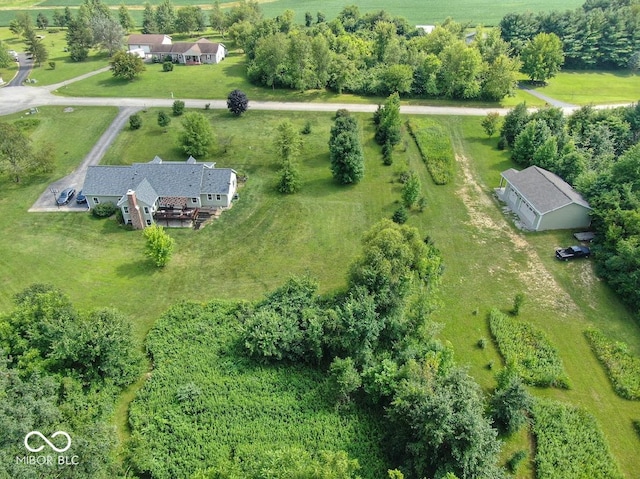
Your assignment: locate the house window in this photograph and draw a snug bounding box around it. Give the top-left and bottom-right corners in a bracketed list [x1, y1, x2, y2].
[143, 206, 149, 214]
[216, 194, 221, 201]
[191, 198, 198, 203]
[146, 220, 152, 226]
[93, 197, 99, 204]
[207, 194, 213, 200]
[123, 206, 129, 214]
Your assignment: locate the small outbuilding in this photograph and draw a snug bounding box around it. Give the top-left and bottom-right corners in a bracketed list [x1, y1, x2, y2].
[497, 166, 591, 231]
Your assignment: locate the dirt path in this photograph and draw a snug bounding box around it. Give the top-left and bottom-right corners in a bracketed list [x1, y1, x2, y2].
[454, 151, 578, 316]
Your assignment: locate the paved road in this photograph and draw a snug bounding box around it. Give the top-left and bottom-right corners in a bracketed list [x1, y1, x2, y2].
[7, 53, 33, 87]
[0, 67, 631, 214]
[28, 106, 141, 212]
[518, 83, 577, 108]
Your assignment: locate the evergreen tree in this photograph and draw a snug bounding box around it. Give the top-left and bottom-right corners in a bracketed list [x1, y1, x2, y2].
[142, 2, 156, 34]
[329, 113, 364, 184]
[118, 4, 135, 32]
[155, 0, 176, 34]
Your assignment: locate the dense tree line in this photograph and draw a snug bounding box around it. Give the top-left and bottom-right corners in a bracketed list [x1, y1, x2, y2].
[500, 0, 640, 70]
[236, 6, 520, 100]
[0, 284, 143, 478]
[497, 101, 640, 313]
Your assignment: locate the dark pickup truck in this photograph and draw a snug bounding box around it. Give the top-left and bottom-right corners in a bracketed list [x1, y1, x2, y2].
[555, 245, 590, 261]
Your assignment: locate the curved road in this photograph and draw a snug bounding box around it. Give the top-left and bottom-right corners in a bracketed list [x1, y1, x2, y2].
[0, 68, 630, 212]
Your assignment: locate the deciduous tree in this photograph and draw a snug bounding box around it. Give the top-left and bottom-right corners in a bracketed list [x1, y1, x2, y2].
[179, 112, 214, 157]
[375, 92, 402, 146]
[482, 112, 501, 137]
[226, 89, 249, 115]
[143, 224, 175, 267]
[521, 32, 564, 83]
[110, 50, 145, 80]
[0, 122, 37, 182]
[401, 172, 421, 208]
[157, 110, 171, 130]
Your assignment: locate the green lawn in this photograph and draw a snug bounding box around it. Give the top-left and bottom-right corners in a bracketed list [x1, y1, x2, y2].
[529, 70, 640, 105]
[1, 106, 639, 477]
[420, 115, 640, 477]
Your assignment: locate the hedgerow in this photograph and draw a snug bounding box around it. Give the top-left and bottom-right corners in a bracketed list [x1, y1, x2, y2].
[406, 119, 454, 185]
[127, 300, 387, 479]
[584, 328, 640, 400]
[488, 309, 570, 388]
[532, 399, 623, 479]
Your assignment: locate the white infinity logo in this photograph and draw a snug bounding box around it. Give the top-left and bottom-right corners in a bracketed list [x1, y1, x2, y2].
[24, 431, 72, 453]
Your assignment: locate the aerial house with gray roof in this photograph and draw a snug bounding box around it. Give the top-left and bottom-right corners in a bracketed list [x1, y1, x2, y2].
[497, 166, 591, 231]
[82, 156, 237, 229]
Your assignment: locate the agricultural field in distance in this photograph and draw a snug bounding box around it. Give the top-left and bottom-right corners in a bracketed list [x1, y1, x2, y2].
[0, 0, 586, 26]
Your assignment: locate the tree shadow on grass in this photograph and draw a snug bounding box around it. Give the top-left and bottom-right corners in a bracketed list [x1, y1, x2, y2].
[115, 259, 155, 278]
[301, 175, 355, 198]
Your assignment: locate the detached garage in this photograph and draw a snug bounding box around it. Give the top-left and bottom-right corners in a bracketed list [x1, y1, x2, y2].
[497, 166, 591, 231]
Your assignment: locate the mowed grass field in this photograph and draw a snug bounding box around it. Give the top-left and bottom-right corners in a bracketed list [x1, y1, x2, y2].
[0, 0, 586, 26]
[1, 106, 639, 476]
[529, 70, 640, 105]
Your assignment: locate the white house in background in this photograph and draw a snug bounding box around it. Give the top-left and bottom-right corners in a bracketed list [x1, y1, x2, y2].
[153, 38, 226, 65]
[127, 34, 172, 54]
[82, 156, 237, 229]
[497, 166, 592, 231]
[416, 25, 436, 34]
[127, 34, 226, 64]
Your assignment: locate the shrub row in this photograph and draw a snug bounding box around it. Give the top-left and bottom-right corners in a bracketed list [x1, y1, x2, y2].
[532, 399, 623, 479]
[584, 328, 640, 400]
[488, 309, 570, 388]
[406, 119, 454, 185]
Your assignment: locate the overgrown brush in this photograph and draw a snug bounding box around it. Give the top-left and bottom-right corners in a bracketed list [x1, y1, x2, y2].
[584, 328, 640, 400]
[406, 119, 454, 185]
[532, 399, 623, 479]
[488, 309, 570, 388]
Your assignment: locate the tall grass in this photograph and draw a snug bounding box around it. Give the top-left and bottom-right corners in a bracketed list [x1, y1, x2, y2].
[532, 399, 623, 479]
[585, 328, 640, 400]
[127, 300, 386, 479]
[406, 118, 455, 185]
[488, 308, 570, 388]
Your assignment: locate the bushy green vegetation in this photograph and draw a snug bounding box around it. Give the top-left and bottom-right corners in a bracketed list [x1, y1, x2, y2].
[245, 12, 519, 101]
[406, 118, 454, 185]
[532, 399, 623, 479]
[128, 219, 507, 479]
[488, 309, 570, 388]
[585, 328, 640, 400]
[127, 300, 387, 479]
[0, 284, 143, 478]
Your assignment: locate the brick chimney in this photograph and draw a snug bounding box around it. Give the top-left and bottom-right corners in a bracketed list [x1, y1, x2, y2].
[127, 189, 146, 230]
